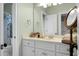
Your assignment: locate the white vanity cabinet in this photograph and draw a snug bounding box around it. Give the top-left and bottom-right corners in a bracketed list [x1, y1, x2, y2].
[35, 48, 55, 56]
[22, 46, 35, 56]
[35, 40, 55, 51]
[22, 38, 72, 56]
[55, 43, 70, 56]
[22, 39, 35, 56]
[56, 52, 69, 56]
[55, 43, 77, 56]
[35, 40, 56, 56]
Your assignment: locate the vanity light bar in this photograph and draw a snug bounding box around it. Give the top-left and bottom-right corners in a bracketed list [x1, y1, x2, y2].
[37, 3, 62, 8]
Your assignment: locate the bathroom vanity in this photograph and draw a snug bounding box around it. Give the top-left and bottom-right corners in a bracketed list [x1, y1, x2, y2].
[22, 36, 77, 56]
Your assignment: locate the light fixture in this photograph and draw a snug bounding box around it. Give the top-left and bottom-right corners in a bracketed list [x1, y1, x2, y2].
[37, 3, 62, 8]
[53, 3, 57, 6]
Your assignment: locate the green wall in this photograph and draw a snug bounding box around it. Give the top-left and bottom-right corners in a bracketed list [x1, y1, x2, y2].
[46, 3, 76, 14]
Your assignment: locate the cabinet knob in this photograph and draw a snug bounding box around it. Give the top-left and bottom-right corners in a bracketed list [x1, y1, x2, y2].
[14, 36, 16, 39]
[0, 43, 7, 50]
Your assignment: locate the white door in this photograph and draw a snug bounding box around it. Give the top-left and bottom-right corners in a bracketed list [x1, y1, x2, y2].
[44, 14, 57, 35]
[0, 3, 18, 56]
[0, 3, 13, 56]
[12, 3, 19, 56]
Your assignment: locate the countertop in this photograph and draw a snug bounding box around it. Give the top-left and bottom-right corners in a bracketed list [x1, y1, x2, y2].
[22, 35, 64, 43]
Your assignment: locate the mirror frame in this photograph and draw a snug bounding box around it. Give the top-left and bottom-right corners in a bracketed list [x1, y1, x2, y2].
[64, 6, 77, 29]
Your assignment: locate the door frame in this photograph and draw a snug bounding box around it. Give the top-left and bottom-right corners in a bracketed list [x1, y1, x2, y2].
[0, 3, 4, 56]
[12, 3, 19, 56]
[58, 11, 68, 35]
[0, 3, 19, 56]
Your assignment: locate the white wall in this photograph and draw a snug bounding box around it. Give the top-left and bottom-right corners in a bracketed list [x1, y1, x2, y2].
[17, 3, 33, 36]
[46, 3, 76, 15]
[16, 3, 33, 55]
[34, 5, 45, 34]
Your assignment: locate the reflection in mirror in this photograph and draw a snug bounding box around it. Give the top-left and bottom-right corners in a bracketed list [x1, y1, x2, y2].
[33, 3, 77, 36]
[33, 3, 45, 34]
[33, 3, 58, 36]
[67, 8, 77, 26]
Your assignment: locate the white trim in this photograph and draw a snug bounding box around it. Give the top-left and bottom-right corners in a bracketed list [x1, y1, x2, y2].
[41, 11, 47, 35]
[58, 11, 68, 35]
[0, 4, 4, 45]
[0, 3, 4, 56]
[12, 3, 19, 56]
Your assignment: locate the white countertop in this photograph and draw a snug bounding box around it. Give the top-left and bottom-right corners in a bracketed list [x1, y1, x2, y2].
[22, 36, 63, 43]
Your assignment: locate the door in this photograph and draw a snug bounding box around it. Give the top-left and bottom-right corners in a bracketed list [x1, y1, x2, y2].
[0, 3, 12, 56]
[44, 14, 58, 35]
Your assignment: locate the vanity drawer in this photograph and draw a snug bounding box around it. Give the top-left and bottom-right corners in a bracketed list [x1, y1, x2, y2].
[56, 52, 69, 56]
[22, 46, 35, 56]
[56, 43, 69, 54]
[35, 48, 55, 56]
[35, 40, 55, 51]
[22, 39, 35, 47]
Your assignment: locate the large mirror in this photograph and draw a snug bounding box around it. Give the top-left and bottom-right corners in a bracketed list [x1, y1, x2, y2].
[33, 3, 58, 36]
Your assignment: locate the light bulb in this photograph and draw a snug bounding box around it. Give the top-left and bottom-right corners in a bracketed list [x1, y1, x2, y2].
[43, 5, 47, 8]
[58, 3, 62, 4]
[53, 3, 57, 6]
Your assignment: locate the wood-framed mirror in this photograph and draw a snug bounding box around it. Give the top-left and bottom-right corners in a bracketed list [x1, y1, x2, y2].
[64, 6, 77, 29]
[64, 6, 77, 56]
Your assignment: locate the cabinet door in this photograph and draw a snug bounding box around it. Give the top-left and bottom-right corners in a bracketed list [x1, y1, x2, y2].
[56, 43, 69, 54]
[22, 46, 35, 56]
[23, 39, 35, 47]
[35, 48, 55, 56]
[56, 52, 69, 56]
[35, 40, 55, 51]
